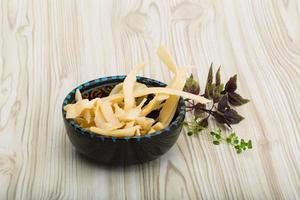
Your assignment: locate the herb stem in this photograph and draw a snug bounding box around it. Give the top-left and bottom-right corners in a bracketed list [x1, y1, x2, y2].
[185, 100, 194, 107]
[199, 103, 215, 116]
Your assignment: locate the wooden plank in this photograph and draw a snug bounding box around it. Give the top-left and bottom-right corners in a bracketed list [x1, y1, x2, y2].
[0, 0, 299, 199]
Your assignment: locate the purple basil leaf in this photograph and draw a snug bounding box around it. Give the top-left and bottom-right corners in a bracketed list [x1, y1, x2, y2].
[225, 75, 237, 92]
[211, 112, 227, 124]
[228, 92, 250, 106]
[194, 103, 206, 116]
[217, 95, 229, 112]
[223, 108, 244, 124]
[198, 117, 209, 128]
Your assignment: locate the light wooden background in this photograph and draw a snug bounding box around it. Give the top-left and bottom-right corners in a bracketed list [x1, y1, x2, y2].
[0, 0, 299, 199]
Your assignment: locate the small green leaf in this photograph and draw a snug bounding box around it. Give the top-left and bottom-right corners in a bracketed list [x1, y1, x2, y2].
[212, 85, 222, 102]
[226, 137, 231, 143]
[195, 126, 204, 133]
[213, 141, 220, 145]
[215, 134, 221, 140]
[229, 132, 235, 138]
[187, 131, 193, 136]
[208, 84, 215, 100]
[204, 88, 210, 99]
[218, 84, 224, 93]
[241, 139, 245, 145]
[184, 74, 201, 95]
[228, 92, 250, 106]
[204, 63, 213, 98]
[225, 74, 237, 92]
[248, 140, 253, 149]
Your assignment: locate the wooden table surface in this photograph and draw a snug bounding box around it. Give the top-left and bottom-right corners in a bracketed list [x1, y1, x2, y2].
[1, 0, 299, 199]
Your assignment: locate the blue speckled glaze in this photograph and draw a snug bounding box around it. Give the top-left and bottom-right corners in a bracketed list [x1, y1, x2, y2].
[94, 79, 101, 83]
[62, 76, 186, 142]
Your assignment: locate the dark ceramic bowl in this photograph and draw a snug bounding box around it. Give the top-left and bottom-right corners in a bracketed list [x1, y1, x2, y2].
[62, 76, 186, 166]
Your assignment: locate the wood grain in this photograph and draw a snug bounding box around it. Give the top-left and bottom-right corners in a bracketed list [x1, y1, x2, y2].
[0, 0, 299, 199]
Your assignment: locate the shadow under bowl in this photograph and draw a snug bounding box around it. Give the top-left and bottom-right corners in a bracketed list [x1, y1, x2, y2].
[62, 76, 186, 166]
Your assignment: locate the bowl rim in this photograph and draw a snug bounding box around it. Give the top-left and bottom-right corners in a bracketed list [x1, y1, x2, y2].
[62, 75, 186, 142]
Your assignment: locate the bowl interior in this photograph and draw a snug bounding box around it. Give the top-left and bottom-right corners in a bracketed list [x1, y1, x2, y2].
[62, 76, 186, 140]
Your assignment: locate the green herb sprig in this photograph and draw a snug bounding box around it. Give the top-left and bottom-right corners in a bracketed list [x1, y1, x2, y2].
[183, 63, 252, 154]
